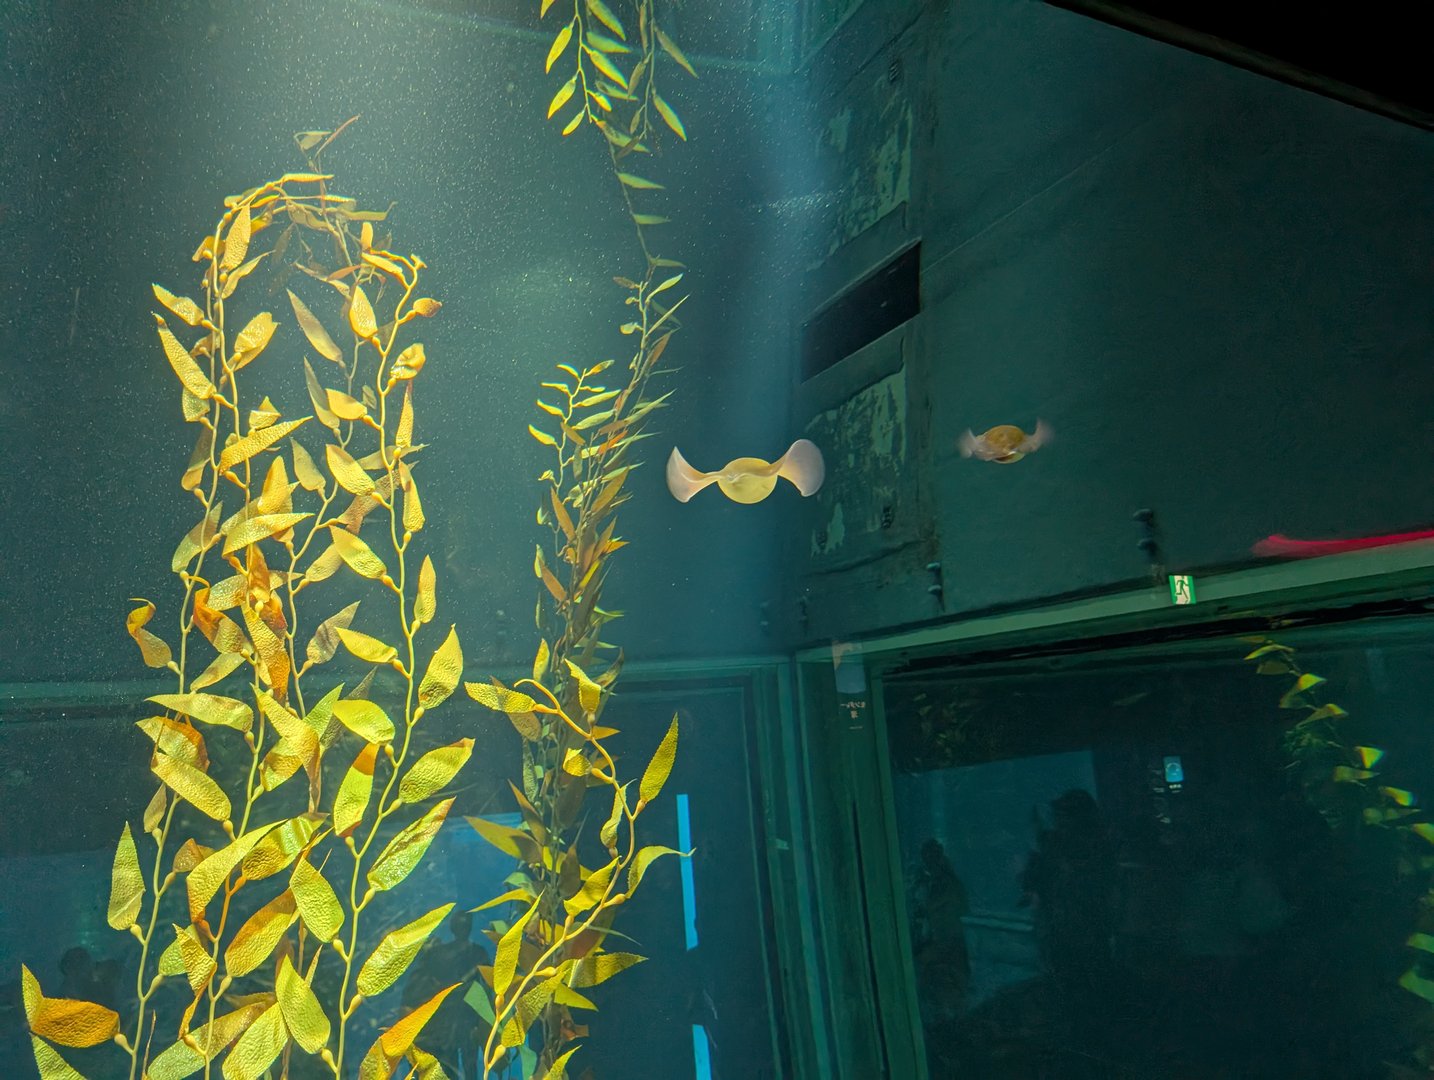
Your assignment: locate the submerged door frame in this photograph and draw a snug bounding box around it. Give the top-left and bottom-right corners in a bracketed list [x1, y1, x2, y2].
[787, 543, 1434, 1077]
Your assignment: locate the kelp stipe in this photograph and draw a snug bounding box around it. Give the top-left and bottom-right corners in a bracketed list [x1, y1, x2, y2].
[21, 130, 474, 1080]
[458, 1, 698, 1076]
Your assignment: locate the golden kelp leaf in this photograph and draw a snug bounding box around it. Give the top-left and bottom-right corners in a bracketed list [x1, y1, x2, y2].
[631, 213, 669, 226]
[529, 424, 558, 447]
[149, 692, 253, 732]
[539, 1047, 580, 1080]
[570, 950, 644, 988]
[304, 358, 340, 431]
[220, 1000, 286, 1080]
[146, 1002, 268, 1080]
[535, 546, 566, 603]
[304, 684, 346, 749]
[400, 465, 425, 533]
[415, 555, 436, 625]
[241, 812, 322, 881]
[465, 681, 539, 714]
[368, 798, 454, 892]
[549, 487, 575, 541]
[222, 203, 251, 271]
[638, 713, 679, 806]
[332, 698, 396, 743]
[348, 282, 378, 340]
[616, 172, 664, 190]
[587, 48, 626, 88]
[181, 425, 214, 492]
[1357, 745, 1386, 768]
[217, 417, 309, 473]
[390, 342, 426, 382]
[627, 844, 683, 893]
[173, 838, 214, 874]
[30, 1034, 87, 1080]
[304, 542, 344, 585]
[127, 599, 174, 669]
[154, 282, 205, 326]
[259, 742, 305, 793]
[398, 739, 473, 804]
[243, 605, 290, 695]
[334, 743, 378, 837]
[648, 272, 683, 298]
[220, 251, 268, 300]
[222, 511, 312, 555]
[143, 785, 167, 833]
[563, 858, 615, 916]
[306, 601, 360, 667]
[22, 967, 120, 1048]
[361, 249, 407, 279]
[417, 626, 463, 712]
[137, 716, 208, 770]
[275, 954, 330, 1053]
[172, 503, 224, 573]
[326, 386, 369, 420]
[546, 20, 574, 72]
[153, 751, 231, 822]
[231, 312, 278, 371]
[549, 76, 577, 118]
[291, 857, 344, 941]
[501, 975, 561, 1047]
[1308, 703, 1349, 722]
[493, 898, 540, 998]
[157, 317, 217, 400]
[656, 26, 697, 76]
[325, 444, 375, 497]
[173, 923, 217, 992]
[407, 297, 441, 320]
[106, 822, 145, 930]
[187, 821, 284, 923]
[586, 0, 624, 37]
[1279, 672, 1327, 707]
[358, 983, 460, 1079]
[599, 783, 626, 848]
[532, 639, 550, 682]
[1243, 642, 1293, 660]
[564, 659, 602, 714]
[291, 441, 325, 492]
[356, 903, 454, 998]
[329, 527, 388, 580]
[396, 383, 416, 449]
[225, 891, 297, 978]
[334, 630, 399, 676]
[562, 748, 590, 777]
[465, 815, 541, 862]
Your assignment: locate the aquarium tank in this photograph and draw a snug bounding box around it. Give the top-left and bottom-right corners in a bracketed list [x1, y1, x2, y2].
[1, 0, 1432, 1078]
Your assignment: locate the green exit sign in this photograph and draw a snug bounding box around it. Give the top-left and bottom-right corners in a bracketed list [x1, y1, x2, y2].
[1169, 575, 1196, 605]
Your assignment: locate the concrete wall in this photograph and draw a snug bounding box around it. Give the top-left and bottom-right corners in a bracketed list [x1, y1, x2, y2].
[786, 0, 1434, 644]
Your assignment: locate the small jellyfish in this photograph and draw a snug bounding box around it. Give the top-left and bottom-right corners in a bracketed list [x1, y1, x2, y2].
[958, 419, 1052, 464]
[667, 439, 825, 504]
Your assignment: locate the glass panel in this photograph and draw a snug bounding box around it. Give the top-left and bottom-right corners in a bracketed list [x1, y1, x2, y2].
[884, 619, 1434, 1078]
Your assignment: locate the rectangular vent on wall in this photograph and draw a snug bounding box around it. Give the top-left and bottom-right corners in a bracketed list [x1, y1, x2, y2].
[800, 242, 921, 382]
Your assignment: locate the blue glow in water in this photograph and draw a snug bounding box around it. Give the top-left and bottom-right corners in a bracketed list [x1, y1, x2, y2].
[677, 792, 698, 950]
[692, 1024, 713, 1080]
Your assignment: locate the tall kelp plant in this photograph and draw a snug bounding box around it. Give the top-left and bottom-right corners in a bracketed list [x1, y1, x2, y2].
[21, 132, 474, 1080]
[1243, 637, 1434, 1069]
[458, 1, 697, 1077]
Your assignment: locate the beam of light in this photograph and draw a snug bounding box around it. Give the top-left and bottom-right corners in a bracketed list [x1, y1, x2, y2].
[691, 1024, 713, 1080]
[677, 792, 698, 950]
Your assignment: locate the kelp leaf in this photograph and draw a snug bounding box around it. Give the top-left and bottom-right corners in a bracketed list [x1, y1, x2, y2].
[616, 172, 663, 190]
[306, 601, 360, 667]
[326, 386, 369, 421]
[329, 525, 388, 580]
[172, 503, 223, 572]
[348, 282, 379, 340]
[656, 25, 697, 77]
[217, 417, 309, 473]
[335, 626, 398, 665]
[493, 897, 540, 999]
[275, 954, 330, 1054]
[586, 0, 624, 37]
[126, 599, 173, 669]
[304, 358, 341, 431]
[224, 891, 297, 978]
[23, 965, 121, 1048]
[1279, 672, 1327, 708]
[638, 713, 679, 805]
[564, 659, 602, 714]
[292, 440, 325, 491]
[358, 983, 459, 1078]
[230, 311, 278, 371]
[222, 511, 312, 555]
[240, 813, 322, 881]
[356, 903, 454, 998]
[220, 1000, 286, 1080]
[546, 20, 574, 73]
[627, 844, 684, 893]
[287, 289, 343, 363]
[332, 698, 396, 743]
[334, 743, 378, 837]
[653, 93, 686, 139]
[398, 738, 473, 804]
[465, 681, 538, 714]
[417, 626, 463, 712]
[529, 424, 559, 448]
[368, 797, 454, 892]
[106, 823, 145, 930]
[390, 342, 426, 382]
[149, 692, 253, 732]
[540, 1047, 581, 1080]
[415, 555, 437, 625]
[153, 283, 205, 326]
[549, 76, 577, 118]
[146, 1002, 268, 1080]
[326, 444, 375, 496]
[153, 751, 231, 821]
[291, 857, 344, 941]
[570, 951, 644, 988]
[222, 203, 251, 270]
[187, 821, 284, 923]
[156, 318, 216, 399]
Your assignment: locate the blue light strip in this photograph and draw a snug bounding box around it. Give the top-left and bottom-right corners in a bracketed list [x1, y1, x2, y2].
[691, 1024, 713, 1079]
[676, 792, 698, 950]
